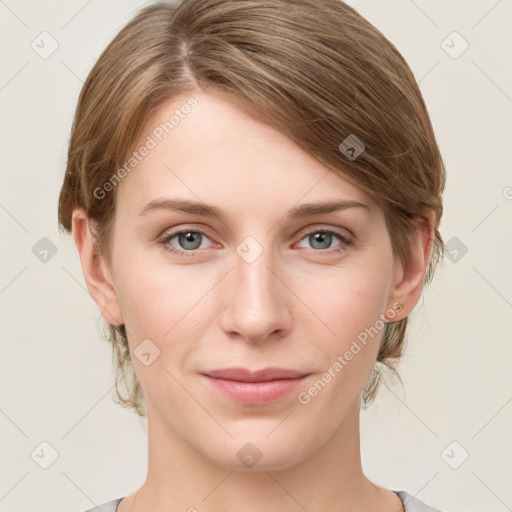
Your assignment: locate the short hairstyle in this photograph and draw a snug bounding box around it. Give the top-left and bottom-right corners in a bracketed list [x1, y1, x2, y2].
[58, 0, 446, 417]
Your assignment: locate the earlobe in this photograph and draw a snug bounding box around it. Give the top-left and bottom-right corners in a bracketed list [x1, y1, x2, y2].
[71, 208, 124, 326]
[386, 213, 435, 322]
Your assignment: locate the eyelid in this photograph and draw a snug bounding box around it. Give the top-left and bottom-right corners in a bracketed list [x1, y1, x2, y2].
[158, 224, 212, 239]
[156, 225, 215, 258]
[294, 223, 354, 242]
[157, 223, 356, 257]
[159, 223, 353, 242]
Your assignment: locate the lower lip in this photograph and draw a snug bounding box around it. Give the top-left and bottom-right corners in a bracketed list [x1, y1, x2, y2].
[202, 375, 309, 405]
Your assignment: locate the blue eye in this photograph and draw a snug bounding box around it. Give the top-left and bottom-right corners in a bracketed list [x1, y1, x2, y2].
[295, 229, 353, 253]
[158, 227, 354, 258]
[158, 228, 212, 257]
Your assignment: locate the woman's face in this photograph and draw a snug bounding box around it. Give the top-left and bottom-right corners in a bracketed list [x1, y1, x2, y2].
[95, 91, 408, 471]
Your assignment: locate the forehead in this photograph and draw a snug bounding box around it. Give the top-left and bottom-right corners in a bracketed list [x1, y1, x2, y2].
[116, 91, 375, 216]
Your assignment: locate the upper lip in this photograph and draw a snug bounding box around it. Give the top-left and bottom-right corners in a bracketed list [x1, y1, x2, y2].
[201, 367, 309, 382]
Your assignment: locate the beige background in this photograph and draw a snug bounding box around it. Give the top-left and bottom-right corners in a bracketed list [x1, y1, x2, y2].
[1, 1, 511, 511]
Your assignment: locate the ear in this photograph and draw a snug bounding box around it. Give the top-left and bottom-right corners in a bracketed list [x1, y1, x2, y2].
[71, 208, 124, 326]
[386, 211, 435, 321]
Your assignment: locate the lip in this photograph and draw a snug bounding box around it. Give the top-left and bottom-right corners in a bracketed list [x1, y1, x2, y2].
[201, 367, 310, 405]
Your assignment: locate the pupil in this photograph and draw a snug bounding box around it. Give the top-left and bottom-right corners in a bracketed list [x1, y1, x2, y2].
[179, 231, 201, 250]
[312, 232, 330, 249]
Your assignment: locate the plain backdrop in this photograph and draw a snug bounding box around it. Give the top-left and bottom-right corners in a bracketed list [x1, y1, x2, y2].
[1, 1, 511, 511]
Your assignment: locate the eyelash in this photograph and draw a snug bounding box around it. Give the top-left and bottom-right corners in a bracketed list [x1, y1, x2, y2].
[157, 226, 354, 258]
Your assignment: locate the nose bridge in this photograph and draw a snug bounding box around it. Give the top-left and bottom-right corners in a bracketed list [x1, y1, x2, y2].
[220, 235, 291, 342]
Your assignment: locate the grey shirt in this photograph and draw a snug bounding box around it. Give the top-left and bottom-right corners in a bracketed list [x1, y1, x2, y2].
[82, 490, 444, 511]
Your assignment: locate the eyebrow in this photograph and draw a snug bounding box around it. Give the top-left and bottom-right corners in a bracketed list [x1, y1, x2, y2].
[138, 198, 370, 220]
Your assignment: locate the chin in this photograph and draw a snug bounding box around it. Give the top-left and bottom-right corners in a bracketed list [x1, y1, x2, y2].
[200, 431, 314, 473]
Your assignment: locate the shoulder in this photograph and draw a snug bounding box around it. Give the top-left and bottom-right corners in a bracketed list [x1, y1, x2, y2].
[80, 497, 124, 512]
[394, 490, 446, 512]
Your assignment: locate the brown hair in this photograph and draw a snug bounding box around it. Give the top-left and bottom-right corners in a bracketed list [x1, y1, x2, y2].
[58, 0, 446, 416]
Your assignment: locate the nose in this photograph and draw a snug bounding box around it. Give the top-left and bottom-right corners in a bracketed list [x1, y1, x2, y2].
[218, 244, 293, 344]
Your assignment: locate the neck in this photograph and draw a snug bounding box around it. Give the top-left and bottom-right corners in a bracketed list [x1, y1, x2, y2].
[123, 399, 400, 512]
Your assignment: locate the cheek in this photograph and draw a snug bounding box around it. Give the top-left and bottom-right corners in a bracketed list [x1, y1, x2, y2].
[301, 258, 393, 396]
[112, 261, 210, 401]
[302, 257, 392, 344]
[116, 264, 205, 342]
[111, 230, 195, 323]
[111, 241, 223, 377]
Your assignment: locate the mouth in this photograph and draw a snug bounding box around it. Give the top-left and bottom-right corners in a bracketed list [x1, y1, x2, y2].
[200, 367, 311, 405]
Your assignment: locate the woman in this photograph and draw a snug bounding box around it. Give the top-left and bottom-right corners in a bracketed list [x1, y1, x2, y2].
[58, 0, 446, 510]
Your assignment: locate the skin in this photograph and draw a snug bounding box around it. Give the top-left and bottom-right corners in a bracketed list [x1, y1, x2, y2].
[72, 91, 434, 512]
